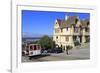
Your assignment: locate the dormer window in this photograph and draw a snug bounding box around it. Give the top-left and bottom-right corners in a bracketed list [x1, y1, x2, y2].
[61, 28, 63, 32]
[66, 27, 68, 31]
[74, 27, 78, 33]
[75, 19, 78, 23]
[66, 36, 69, 41]
[56, 22, 57, 24]
[85, 27, 89, 32]
[56, 36, 58, 39]
[87, 21, 89, 27]
[55, 28, 60, 33]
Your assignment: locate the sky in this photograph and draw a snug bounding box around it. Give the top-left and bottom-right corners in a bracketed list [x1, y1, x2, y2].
[22, 10, 90, 37]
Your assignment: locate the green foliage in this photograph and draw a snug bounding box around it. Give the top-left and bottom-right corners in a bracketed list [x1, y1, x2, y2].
[66, 45, 73, 50]
[22, 44, 26, 49]
[85, 37, 90, 43]
[74, 40, 80, 46]
[38, 35, 56, 49]
[22, 43, 27, 51]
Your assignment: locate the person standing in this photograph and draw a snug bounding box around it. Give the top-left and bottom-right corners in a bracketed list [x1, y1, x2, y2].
[66, 46, 69, 55]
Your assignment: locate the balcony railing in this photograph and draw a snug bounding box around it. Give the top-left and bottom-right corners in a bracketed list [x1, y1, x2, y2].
[54, 29, 89, 36]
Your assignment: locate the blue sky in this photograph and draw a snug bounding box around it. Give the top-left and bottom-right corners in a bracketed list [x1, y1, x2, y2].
[22, 10, 90, 37]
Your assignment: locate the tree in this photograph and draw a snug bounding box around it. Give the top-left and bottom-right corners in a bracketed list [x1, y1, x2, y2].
[39, 35, 55, 50]
[22, 44, 25, 51]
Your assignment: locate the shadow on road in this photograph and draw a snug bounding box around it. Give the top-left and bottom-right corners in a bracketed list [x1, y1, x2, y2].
[29, 54, 50, 59]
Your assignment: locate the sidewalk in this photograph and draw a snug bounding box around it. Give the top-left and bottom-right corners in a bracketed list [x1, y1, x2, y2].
[50, 44, 90, 59]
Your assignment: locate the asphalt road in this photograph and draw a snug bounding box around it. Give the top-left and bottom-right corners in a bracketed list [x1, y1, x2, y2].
[22, 45, 90, 62]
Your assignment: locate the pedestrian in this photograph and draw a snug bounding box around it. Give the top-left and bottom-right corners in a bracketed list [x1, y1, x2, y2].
[66, 46, 69, 55]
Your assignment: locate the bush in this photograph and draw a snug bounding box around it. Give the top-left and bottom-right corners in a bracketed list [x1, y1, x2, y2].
[39, 35, 56, 50]
[66, 45, 73, 50]
[85, 37, 90, 43]
[74, 40, 80, 46]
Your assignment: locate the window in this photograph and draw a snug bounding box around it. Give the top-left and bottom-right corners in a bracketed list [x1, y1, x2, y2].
[37, 45, 40, 50]
[73, 36, 77, 41]
[74, 27, 78, 33]
[56, 22, 57, 24]
[55, 28, 60, 33]
[75, 19, 78, 23]
[66, 27, 68, 31]
[56, 36, 58, 39]
[66, 36, 69, 41]
[85, 28, 89, 32]
[30, 46, 33, 50]
[34, 45, 37, 50]
[61, 28, 63, 32]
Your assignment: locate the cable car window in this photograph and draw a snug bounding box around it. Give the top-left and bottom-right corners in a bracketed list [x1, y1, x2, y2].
[38, 45, 40, 50]
[34, 45, 36, 50]
[30, 46, 33, 50]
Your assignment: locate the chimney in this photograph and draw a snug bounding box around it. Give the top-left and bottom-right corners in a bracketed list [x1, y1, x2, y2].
[65, 15, 68, 20]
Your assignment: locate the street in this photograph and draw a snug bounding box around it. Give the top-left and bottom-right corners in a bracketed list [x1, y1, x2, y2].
[22, 45, 90, 62]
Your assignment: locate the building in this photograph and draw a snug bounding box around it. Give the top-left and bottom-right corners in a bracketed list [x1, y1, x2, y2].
[53, 15, 90, 50]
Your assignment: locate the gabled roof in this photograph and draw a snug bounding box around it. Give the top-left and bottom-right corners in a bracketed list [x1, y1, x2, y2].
[66, 16, 78, 25]
[81, 19, 89, 28]
[56, 19, 62, 25]
[57, 16, 78, 28]
[56, 16, 89, 28]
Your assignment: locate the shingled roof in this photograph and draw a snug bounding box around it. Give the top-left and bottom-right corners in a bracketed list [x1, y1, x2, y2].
[56, 16, 78, 28]
[56, 19, 62, 25]
[80, 19, 89, 28]
[56, 16, 89, 28]
[66, 16, 78, 25]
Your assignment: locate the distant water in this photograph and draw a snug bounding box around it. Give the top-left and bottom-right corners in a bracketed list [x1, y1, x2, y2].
[22, 35, 53, 42]
[22, 37, 41, 42]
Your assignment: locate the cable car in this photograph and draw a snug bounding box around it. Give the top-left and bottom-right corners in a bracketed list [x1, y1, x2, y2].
[28, 44, 41, 57]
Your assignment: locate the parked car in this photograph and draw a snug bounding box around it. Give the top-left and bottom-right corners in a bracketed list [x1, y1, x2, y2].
[41, 49, 48, 54]
[22, 50, 28, 56]
[47, 48, 63, 53]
